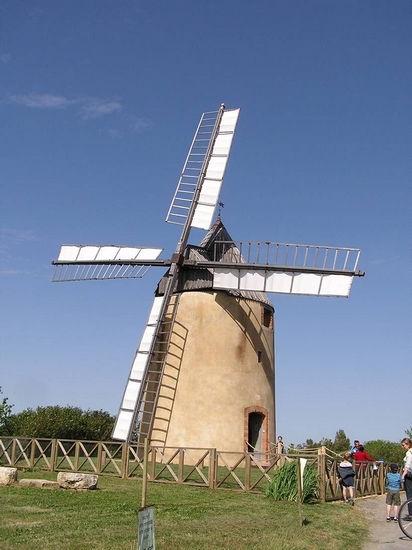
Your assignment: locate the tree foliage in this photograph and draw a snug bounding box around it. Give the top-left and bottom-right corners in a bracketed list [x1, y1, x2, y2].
[292, 429, 408, 464]
[363, 440, 404, 465]
[295, 429, 350, 453]
[4, 406, 115, 440]
[0, 387, 14, 435]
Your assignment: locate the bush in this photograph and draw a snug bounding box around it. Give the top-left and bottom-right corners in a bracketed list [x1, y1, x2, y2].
[0, 386, 13, 435]
[5, 406, 115, 440]
[363, 440, 404, 465]
[265, 460, 319, 503]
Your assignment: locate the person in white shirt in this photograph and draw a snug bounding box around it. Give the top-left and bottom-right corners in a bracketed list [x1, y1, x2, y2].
[401, 438, 412, 520]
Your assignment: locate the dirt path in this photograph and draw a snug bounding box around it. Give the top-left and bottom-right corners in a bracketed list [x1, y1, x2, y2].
[356, 495, 412, 549]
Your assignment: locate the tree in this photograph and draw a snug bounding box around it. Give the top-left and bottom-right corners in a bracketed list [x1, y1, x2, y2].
[405, 426, 412, 439]
[332, 429, 350, 453]
[0, 387, 13, 435]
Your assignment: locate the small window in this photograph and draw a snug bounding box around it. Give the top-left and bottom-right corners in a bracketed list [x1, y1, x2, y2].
[262, 307, 273, 329]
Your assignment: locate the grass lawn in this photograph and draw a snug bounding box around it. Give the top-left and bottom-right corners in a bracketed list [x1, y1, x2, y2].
[0, 470, 369, 550]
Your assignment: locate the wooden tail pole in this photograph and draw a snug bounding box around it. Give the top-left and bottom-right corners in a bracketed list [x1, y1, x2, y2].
[141, 438, 149, 509]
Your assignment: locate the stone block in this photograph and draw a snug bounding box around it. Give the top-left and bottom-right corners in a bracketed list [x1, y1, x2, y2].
[19, 478, 60, 489]
[57, 472, 98, 490]
[0, 467, 18, 485]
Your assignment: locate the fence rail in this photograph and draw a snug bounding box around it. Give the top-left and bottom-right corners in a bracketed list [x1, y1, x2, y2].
[0, 437, 387, 501]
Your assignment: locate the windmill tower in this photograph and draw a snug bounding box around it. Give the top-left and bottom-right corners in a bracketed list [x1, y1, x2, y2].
[53, 105, 364, 459]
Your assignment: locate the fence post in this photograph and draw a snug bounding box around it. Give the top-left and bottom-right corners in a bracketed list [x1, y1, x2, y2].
[74, 440, 80, 471]
[120, 441, 128, 479]
[150, 445, 156, 480]
[12, 438, 17, 466]
[379, 462, 385, 495]
[178, 448, 184, 483]
[51, 439, 57, 472]
[30, 438, 36, 469]
[97, 441, 103, 474]
[209, 448, 217, 489]
[318, 446, 326, 503]
[244, 452, 251, 491]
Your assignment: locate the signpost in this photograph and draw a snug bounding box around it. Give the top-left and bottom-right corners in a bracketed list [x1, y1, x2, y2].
[297, 458, 307, 526]
[137, 438, 155, 550]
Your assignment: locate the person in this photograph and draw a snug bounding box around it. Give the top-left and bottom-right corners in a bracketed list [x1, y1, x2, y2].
[401, 437, 412, 520]
[276, 435, 284, 454]
[338, 452, 355, 505]
[385, 463, 402, 522]
[350, 440, 361, 457]
[353, 445, 375, 471]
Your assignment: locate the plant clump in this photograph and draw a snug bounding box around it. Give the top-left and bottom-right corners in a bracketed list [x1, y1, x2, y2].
[265, 460, 319, 503]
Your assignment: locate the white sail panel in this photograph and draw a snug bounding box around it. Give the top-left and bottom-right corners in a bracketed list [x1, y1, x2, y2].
[204, 156, 227, 180]
[135, 248, 164, 260]
[220, 108, 240, 132]
[240, 271, 266, 291]
[291, 273, 322, 295]
[213, 268, 241, 290]
[112, 410, 134, 441]
[130, 353, 147, 379]
[319, 274, 353, 297]
[122, 380, 141, 410]
[76, 246, 100, 261]
[211, 134, 234, 157]
[265, 272, 293, 293]
[147, 296, 164, 323]
[139, 326, 155, 353]
[191, 204, 214, 231]
[95, 246, 121, 261]
[57, 245, 83, 261]
[197, 179, 222, 205]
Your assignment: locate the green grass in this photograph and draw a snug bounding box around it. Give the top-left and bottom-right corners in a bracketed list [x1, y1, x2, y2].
[0, 470, 369, 550]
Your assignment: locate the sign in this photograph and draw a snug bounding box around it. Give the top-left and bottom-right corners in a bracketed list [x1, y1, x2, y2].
[299, 458, 307, 491]
[138, 506, 155, 550]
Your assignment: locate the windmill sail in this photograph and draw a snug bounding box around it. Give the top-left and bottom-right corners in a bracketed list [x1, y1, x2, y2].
[166, 106, 240, 231]
[53, 245, 163, 281]
[211, 241, 362, 297]
[112, 295, 165, 441]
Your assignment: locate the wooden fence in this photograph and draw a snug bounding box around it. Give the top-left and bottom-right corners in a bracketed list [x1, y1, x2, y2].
[0, 437, 387, 501]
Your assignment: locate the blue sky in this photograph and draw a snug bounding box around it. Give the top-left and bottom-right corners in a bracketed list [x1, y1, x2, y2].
[1, 0, 411, 448]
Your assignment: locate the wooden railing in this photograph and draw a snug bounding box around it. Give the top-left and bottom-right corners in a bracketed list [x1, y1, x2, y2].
[0, 437, 387, 500]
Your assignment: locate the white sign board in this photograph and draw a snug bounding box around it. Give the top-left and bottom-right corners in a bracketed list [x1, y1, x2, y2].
[299, 458, 307, 493]
[138, 506, 155, 550]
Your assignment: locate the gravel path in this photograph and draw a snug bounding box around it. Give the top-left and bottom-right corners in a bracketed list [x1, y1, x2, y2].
[356, 495, 412, 549]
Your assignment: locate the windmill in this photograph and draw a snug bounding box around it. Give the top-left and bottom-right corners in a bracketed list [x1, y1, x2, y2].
[52, 104, 364, 458]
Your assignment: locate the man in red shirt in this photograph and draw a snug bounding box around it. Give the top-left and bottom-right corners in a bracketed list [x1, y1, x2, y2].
[353, 445, 375, 471]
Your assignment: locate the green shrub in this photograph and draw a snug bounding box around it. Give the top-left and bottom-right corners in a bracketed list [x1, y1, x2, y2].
[363, 440, 404, 464]
[5, 406, 115, 440]
[265, 461, 319, 503]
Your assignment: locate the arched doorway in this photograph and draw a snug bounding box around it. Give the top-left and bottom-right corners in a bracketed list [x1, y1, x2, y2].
[248, 412, 264, 459]
[244, 406, 269, 461]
